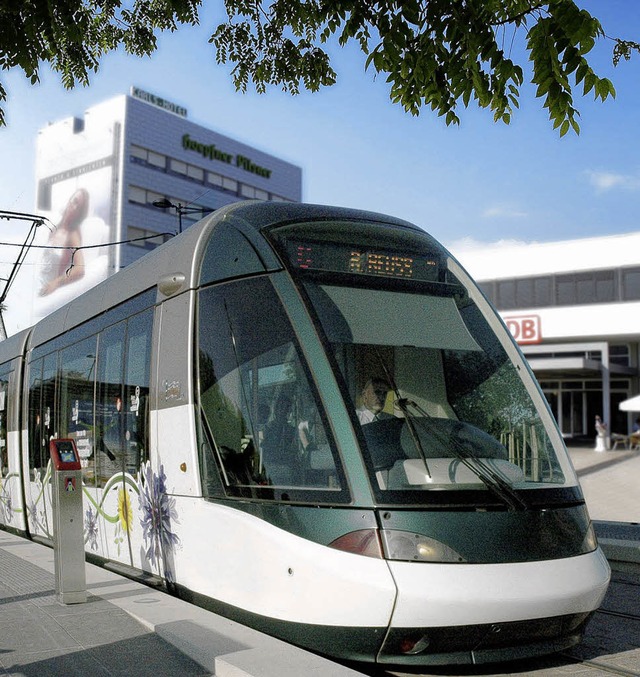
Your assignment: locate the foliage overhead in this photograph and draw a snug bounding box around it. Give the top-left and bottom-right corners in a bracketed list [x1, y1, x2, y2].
[0, 0, 638, 134]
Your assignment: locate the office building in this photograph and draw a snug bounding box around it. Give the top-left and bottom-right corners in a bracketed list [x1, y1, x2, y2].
[34, 88, 302, 320]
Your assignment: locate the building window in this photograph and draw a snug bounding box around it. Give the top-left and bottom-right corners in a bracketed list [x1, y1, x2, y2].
[533, 277, 551, 306]
[496, 280, 516, 309]
[130, 144, 166, 170]
[207, 172, 223, 187]
[147, 151, 166, 169]
[170, 159, 188, 175]
[127, 226, 172, 250]
[129, 185, 147, 204]
[131, 145, 147, 161]
[187, 165, 204, 181]
[477, 282, 495, 304]
[556, 270, 616, 306]
[556, 275, 575, 305]
[240, 184, 270, 200]
[222, 177, 238, 192]
[622, 267, 640, 300]
[610, 344, 630, 367]
[146, 190, 164, 205]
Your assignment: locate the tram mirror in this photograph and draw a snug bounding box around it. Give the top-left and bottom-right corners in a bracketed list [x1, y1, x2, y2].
[313, 284, 481, 351]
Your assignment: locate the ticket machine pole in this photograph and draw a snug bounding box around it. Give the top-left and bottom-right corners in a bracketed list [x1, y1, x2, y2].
[50, 439, 87, 604]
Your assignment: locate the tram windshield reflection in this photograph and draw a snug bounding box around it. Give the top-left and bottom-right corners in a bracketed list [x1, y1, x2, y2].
[308, 279, 569, 496]
[268, 219, 573, 502]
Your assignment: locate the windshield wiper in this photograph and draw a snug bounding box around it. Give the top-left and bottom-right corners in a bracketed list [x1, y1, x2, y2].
[397, 398, 528, 512]
[373, 350, 431, 479]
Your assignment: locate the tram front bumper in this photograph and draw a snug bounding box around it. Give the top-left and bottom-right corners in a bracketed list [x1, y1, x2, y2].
[377, 548, 610, 665]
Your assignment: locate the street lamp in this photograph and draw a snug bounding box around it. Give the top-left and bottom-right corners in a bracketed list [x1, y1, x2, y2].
[151, 199, 212, 233]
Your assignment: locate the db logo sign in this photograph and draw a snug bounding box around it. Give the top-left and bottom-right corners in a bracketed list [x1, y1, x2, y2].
[504, 315, 541, 345]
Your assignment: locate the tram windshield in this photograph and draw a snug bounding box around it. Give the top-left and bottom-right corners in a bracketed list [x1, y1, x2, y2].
[268, 220, 576, 504]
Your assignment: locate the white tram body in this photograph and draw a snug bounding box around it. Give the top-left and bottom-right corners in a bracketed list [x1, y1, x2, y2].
[0, 202, 609, 666]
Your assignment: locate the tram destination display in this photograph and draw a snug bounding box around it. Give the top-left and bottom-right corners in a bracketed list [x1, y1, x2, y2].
[284, 238, 440, 281]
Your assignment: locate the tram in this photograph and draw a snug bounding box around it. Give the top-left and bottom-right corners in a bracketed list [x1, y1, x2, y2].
[0, 201, 610, 666]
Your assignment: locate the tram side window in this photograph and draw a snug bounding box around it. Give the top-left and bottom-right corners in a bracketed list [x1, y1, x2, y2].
[123, 310, 152, 476]
[95, 310, 153, 484]
[59, 337, 98, 485]
[96, 323, 125, 485]
[0, 370, 8, 475]
[198, 277, 344, 499]
[28, 354, 57, 480]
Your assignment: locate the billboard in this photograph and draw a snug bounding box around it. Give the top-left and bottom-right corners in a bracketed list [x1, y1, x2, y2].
[33, 112, 121, 322]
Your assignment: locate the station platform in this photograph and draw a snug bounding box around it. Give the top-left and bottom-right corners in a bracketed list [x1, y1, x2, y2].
[0, 529, 364, 677]
[0, 445, 638, 677]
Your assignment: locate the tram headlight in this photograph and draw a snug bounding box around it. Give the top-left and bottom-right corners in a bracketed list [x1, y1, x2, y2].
[328, 529, 384, 558]
[582, 523, 598, 552]
[328, 528, 466, 562]
[380, 530, 466, 563]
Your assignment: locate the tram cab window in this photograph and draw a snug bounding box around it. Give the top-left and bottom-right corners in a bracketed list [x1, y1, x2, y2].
[197, 276, 347, 502]
[301, 278, 570, 500]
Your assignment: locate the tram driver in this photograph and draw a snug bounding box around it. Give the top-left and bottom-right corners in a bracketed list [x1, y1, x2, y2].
[356, 378, 392, 425]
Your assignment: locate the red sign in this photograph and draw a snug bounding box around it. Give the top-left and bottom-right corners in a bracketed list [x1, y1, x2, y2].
[503, 315, 542, 345]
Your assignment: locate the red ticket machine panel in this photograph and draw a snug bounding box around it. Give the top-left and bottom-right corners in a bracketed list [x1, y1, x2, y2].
[50, 439, 81, 471]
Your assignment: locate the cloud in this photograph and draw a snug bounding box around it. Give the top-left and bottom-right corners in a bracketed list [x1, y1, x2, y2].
[586, 170, 640, 192]
[446, 236, 534, 254]
[481, 203, 528, 219]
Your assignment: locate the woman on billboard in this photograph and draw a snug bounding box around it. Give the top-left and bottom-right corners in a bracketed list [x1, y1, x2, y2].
[39, 188, 88, 297]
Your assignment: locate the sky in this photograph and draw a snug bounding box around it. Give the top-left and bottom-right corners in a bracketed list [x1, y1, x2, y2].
[1, 1, 640, 335]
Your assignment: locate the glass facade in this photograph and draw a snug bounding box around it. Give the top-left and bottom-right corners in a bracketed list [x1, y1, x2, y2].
[480, 266, 640, 310]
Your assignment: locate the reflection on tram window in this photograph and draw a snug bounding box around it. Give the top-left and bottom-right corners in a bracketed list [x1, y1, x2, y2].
[25, 308, 154, 490]
[59, 337, 97, 485]
[304, 278, 567, 497]
[0, 374, 8, 475]
[197, 276, 345, 501]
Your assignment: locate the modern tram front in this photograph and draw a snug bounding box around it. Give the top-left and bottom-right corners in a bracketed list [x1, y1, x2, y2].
[262, 214, 611, 665]
[189, 203, 609, 667]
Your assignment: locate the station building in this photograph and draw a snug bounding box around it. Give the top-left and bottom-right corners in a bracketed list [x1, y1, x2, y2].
[455, 232, 640, 442]
[33, 87, 302, 321]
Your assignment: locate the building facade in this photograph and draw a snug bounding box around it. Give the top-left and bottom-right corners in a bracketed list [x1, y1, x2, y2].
[455, 232, 640, 442]
[33, 88, 302, 321]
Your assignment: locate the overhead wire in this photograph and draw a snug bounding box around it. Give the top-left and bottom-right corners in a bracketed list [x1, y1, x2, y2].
[0, 208, 175, 311]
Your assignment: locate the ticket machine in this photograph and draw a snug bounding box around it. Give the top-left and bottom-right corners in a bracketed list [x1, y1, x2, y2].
[50, 439, 86, 604]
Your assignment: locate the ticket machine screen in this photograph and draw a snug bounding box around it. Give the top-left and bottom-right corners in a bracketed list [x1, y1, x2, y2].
[50, 439, 81, 471]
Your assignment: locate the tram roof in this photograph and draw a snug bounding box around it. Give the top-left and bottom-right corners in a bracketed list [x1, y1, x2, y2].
[26, 201, 424, 350]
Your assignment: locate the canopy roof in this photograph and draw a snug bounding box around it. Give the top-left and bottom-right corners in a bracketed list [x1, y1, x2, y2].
[619, 395, 640, 412]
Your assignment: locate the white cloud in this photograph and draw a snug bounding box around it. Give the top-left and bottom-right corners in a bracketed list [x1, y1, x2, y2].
[586, 170, 640, 192]
[446, 236, 535, 254]
[481, 203, 528, 219]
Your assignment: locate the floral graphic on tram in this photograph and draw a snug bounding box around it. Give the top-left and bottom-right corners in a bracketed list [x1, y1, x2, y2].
[25, 456, 181, 579]
[137, 462, 180, 580]
[0, 476, 14, 523]
[113, 485, 135, 556]
[117, 487, 134, 532]
[84, 506, 99, 551]
[27, 466, 51, 538]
